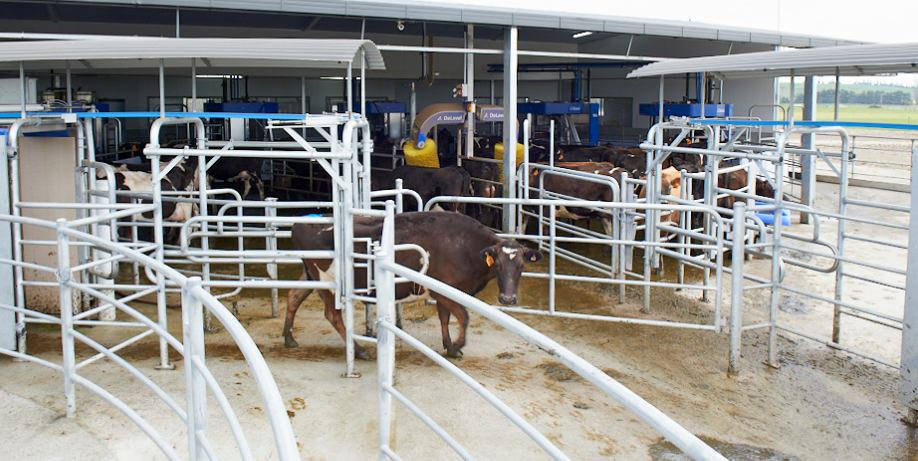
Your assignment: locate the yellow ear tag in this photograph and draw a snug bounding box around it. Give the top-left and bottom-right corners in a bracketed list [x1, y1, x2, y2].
[486, 254, 494, 267]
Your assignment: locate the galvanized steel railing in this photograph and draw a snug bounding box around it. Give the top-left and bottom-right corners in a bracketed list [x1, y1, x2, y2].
[0, 213, 298, 460]
[370, 202, 728, 461]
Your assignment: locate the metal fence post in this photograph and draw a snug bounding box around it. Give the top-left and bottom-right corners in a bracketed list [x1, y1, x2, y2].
[56, 219, 77, 417]
[899, 145, 918, 423]
[728, 202, 746, 377]
[266, 198, 279, 318]
[375, 202, 397, 459]
[183, 277, 207, 461]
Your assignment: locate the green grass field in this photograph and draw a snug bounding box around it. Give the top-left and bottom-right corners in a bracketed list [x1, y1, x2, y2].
[782, 104, 918, 126]
[776, 82, 918, 126]
[779, 82, 917, 95]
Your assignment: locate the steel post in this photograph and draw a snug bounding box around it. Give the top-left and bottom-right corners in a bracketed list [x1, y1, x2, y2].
[375, 202, 396, 460]
[183, 277, 208, 461]
[728, 202, 746, 377]
[56, 219, 77, 416]
[899, 145, 918, 414]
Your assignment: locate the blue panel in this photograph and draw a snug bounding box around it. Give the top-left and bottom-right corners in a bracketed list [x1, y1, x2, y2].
[23, 130, 68, 137]
[518, 102, 593, 115]
[203, 102, 279, 113]
[336, 102, 406, 114]
[639, 103, 733, 118]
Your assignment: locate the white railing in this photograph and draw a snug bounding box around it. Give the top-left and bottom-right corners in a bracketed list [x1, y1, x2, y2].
[370, 202, 728, 461]
[0, 212, 298, 460]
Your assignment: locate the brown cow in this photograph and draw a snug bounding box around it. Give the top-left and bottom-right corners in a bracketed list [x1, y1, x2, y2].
[284, 211, 542, 358]
[524, 162, 628, 237]
[372, 165, 471, 213]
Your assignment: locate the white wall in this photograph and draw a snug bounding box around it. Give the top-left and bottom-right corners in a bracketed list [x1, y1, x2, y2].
[0, 78, 37, 105]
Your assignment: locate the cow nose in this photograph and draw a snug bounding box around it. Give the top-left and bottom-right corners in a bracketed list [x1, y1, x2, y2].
[498, 293, 518, 305]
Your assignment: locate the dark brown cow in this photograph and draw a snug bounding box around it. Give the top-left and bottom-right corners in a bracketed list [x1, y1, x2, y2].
[284, 211, 543, 358]
[716, 161, 776, 210]
[524, 162, 629, 237]
[372, 165, 472, 213]
[462, 159, 502, 226]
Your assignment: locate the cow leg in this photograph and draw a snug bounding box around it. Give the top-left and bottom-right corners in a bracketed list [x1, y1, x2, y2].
[242, 179, 252, 202]
[320, 290, 371, 360]
[434, 295, 469, 358]
[254, 176, 265, 201]
[283, 271, 313, 348]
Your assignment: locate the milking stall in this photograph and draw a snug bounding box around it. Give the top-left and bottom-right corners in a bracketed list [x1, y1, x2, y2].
[1, 1, 917, 460]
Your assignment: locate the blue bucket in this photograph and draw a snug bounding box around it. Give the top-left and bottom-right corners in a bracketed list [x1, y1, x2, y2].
[754, 201, 790, 226]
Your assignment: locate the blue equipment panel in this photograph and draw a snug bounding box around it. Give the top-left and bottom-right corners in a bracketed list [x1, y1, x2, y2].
[639, 103, 733, 118]
[203, 102, 279, 113]
[517, 102, 599, 145]
[336, 102, 406, 114]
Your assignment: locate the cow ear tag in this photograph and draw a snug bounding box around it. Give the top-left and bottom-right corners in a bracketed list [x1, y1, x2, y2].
[486, 254, 494, 267]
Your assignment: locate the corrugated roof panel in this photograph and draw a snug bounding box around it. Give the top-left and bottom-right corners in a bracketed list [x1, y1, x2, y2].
[149, 0, 212, 8]
[626, 42, 918, 79]
[346, 2, 408, 18]
[808, 37, 844, 48]
[682, 26, 719, 41]
[512, 13, 561, 29]
[559, 17, 605, 32]
[211, 0, 283, 12]
[272, 0, 348, 16]
[780, 35, 811, 48]
[644, 23, 683, 37]
[0, 38, 386, 71]
[461, 10, 511, 26]
[749, 31, 783, 46]
[406, 5, 461, 22]
[717, 30, 752, 42]
[603, 20, 645, 35]
[30, 0, 865, 49]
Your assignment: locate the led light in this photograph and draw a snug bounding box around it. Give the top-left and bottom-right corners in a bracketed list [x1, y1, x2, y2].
[572, 31, 593, 39]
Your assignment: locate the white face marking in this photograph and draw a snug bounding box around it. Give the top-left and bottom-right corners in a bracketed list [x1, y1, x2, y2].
[501, 247, 519, 260]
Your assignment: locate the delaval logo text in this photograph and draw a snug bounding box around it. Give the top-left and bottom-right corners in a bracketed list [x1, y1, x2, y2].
[478, 108, 504, 122]
[435, 114, 466, 123]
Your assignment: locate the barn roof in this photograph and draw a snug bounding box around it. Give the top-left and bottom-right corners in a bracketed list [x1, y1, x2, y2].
[11, 0, 863, 49]
[0, 38, 386, 73]
[626, 42, 918, 79]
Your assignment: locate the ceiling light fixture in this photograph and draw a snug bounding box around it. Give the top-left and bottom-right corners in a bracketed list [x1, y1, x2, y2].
[572, 31, 593, 39]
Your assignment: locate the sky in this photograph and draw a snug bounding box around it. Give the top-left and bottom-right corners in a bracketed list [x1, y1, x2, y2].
[436, 0, 913, 44]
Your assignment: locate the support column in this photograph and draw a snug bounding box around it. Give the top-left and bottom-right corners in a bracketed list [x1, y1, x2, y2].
[0, 132, 13, 351]
[800, 76, 817, 223]
[899, 146, 918, 422]
[501, 27, 518, 233]
[464, 25, 475, 163]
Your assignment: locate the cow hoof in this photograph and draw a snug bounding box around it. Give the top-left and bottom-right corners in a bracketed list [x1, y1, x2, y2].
[355, 350, 372, 360]
[284, 336, 299, 348]
[445, 346, 463, 359]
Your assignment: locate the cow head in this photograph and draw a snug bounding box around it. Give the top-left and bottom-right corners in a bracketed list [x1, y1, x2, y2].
[479, 240, 543, 305]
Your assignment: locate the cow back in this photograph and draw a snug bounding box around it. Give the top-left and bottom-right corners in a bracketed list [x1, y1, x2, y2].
[292, 212, 502, 298]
